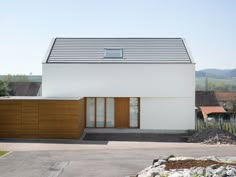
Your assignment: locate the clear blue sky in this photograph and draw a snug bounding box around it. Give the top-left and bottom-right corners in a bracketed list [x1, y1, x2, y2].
[0, 0, 235, 74]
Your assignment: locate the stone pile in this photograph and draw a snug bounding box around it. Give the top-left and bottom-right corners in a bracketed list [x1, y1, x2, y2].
[188, 128, 236, 144]
[136, 156, 236, 177]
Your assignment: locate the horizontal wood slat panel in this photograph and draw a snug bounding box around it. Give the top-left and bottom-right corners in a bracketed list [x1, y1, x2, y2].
[0, 125, 20, 129]
[22, 107, 38, 112]
[20, 124, 38, 129]
[0, 116, 21, 120]
[0, 98, 85, 139]
[0, 120, 21, 124]
[38, 110, 80, 115]
[21, 101, 38, 106]
[0, 106, 21, 109]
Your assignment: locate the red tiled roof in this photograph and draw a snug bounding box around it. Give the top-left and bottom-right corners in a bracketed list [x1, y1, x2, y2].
[215, 91, 236, 101]
[199, 106, 226, 118]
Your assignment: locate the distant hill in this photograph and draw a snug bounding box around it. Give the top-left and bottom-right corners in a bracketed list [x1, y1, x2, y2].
[229, 69, 236, 78]
[0, 75, 42, 82]
[196, 68, 236, 78]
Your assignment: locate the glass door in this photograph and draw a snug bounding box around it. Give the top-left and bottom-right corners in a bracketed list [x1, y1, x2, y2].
[96, 98, 105, 127]
[86, 98, 95, 127]
[86, 97, 115, 128]
[106, 98, 115, 127]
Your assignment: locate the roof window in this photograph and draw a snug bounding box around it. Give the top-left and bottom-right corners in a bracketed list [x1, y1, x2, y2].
[104, 48, 123, 58]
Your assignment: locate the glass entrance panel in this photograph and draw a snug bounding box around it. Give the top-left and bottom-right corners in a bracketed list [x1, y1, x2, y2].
[86, 98, 95, 127]
[96, 98, 105, 127]
[130, 98, 139, 127]
[106, 98, 115, 127]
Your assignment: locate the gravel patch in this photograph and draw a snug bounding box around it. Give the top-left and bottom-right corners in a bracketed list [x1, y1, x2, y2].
[136, 155, 236, 177]
[188, 128, 236, 144]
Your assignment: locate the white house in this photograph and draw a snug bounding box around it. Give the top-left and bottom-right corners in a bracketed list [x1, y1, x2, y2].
[42, 38, 195, 131]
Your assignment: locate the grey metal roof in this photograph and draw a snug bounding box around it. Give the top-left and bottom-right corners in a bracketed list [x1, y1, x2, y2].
[45, 38, 193, 64]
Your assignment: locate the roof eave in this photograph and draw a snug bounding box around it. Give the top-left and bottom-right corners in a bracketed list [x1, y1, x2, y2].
[182, 38, 195, 64]
[42, 38, 57, 64]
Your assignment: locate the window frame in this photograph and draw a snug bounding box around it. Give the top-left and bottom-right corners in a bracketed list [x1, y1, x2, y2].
[104, 48, 123, 58]
[86, 97, 115, 128]
[129, 97, 140, 128]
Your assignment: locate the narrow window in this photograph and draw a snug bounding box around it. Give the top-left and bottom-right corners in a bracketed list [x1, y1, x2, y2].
[130, 98, 139, 128]
[104, 48, 123, 58]
[86, 98, 95, 127]
[106, 98, 115, 127]
[96, 98, 105, 127]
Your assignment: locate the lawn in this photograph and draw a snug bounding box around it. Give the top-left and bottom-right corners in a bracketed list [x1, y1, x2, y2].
[0, 150, 8, 156]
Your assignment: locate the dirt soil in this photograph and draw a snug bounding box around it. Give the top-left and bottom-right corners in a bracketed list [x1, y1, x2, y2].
[164, 160, 236, 170]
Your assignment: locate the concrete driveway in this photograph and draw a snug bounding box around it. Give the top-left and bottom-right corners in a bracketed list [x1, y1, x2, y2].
[0, 141, 236, 177]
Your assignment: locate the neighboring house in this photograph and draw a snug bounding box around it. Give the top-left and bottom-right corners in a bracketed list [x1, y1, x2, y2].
[195, 91, 236, 121]
[8, 82, 41, 96]
[42, 38, 195, 131]
[196, 91, 236, 111]
[215, 91, 236, 111]
[195, 91, 219, 107]
[199, 106, 226, 120]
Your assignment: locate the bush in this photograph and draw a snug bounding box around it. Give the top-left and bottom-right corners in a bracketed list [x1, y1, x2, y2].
[0, 80, 9, 96]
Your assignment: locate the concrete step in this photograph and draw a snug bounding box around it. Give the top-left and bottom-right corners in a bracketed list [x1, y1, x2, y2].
[83, 133, 191, 142]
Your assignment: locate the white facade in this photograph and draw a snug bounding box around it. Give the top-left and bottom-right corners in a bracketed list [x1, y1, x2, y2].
[140, 97, 195, 130]
[42, 38, 195, 130]
[43, 63, 195, 130]
[43, 64, 194, 98]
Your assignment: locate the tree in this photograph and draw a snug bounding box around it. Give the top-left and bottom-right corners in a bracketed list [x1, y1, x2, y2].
[0, 80, 9, 96]
[2, 74, 29, 82]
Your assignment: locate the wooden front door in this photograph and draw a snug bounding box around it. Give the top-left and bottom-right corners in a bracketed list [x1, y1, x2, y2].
[115, 98, 129, 128]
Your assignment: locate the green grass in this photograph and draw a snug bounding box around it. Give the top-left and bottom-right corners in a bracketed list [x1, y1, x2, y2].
[0, 150, 8, 156]
[196, 77, 236, 91]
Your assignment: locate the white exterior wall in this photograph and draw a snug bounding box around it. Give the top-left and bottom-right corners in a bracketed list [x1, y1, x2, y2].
[140, 97, 195, 130]
[43, 63, 195, 130]
[42, 64, 194, 97]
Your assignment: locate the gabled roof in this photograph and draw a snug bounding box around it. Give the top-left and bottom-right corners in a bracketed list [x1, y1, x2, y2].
[215, 91, 236, 102]
[199, 106, 226, 118]
[44, 38, 194, 64]
[195, 91, 220, 106]
[8, 82, 41, 96]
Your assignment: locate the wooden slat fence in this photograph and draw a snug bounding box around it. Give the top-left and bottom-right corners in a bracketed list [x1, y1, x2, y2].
[0, 99, 85, 139]
[196, 117, 236, 135]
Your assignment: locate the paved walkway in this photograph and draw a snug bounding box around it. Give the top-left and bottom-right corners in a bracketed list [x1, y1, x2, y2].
[0, 139, 236, 151]
[0, 140, 236, 177]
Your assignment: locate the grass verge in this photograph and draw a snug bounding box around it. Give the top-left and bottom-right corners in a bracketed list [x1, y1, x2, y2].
[0, 150, 8, 157]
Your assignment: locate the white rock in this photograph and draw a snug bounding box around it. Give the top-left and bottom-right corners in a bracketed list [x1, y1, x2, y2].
[212, 174, 221, 177]
[168, 172, 183, 177]
[146, 170, 159, 177]
[136, 156, 236, 177]
[154, 159, 166, 166]
[197, 168, 205, 175]
[182, 169, 192, 177]
[168, 157, 195, 161]
[137, 165, 153, 175]
[215, 166, 225, 174]
[159, 171, 169, 177]
[226, 169, 235, 176]
[193, 167, 204, 175]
